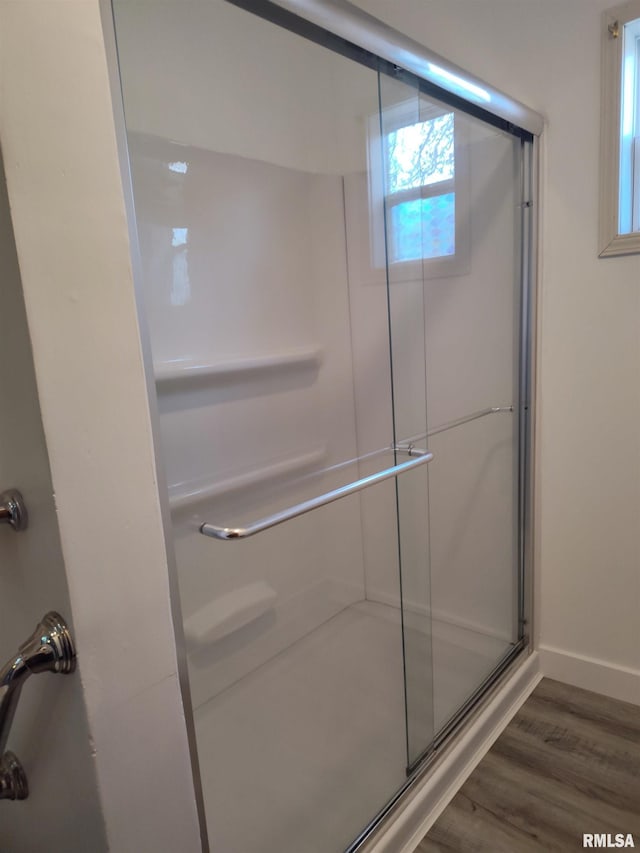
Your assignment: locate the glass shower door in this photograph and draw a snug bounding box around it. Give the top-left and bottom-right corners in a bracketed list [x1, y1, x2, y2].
[111, 0, 530, 846]
[112, 2, 431, 850]
[378, 71, 525, 767]
[375, 74, 436, 769]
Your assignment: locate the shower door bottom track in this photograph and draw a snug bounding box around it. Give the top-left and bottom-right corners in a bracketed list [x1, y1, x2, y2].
[345, 638, 528, 853]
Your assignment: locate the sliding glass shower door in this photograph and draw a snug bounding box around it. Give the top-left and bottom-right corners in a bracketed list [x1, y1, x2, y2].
[110, 0, 532, 849]
[378, 72, 526, 767]
[377, 75, 437, 771]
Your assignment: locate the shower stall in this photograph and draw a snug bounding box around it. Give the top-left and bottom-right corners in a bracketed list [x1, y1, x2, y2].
[109, 0, 539, 849]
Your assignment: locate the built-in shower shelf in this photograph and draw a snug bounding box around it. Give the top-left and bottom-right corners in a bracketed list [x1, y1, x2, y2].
[184, 581, 278, 648]
[168, 447, 327, 513]
[155, 347, 323, 388]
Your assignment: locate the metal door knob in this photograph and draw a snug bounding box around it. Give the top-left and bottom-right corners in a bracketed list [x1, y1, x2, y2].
[0, 490, 28, 532]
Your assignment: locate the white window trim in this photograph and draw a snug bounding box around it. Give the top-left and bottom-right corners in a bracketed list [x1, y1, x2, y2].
[600, 0, 640, 257]
[367, 99, 471, 280]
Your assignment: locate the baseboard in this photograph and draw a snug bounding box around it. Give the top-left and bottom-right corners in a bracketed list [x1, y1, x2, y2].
[539, 645, 640, 706]
[363, 650, 542, 853]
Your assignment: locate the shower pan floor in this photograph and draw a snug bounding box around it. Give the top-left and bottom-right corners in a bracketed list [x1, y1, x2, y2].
[193, 600, 512, 853]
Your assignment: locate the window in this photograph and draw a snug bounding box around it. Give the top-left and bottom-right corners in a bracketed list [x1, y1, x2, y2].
[619, 16, 640, 233]
[368, 100, 469, 278]
[600, 1, 640, 255]
[385, 112, 455, 262]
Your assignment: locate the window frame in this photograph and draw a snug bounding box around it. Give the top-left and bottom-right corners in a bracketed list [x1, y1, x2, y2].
[367, 99, 471, 280]
[600, 0, 640, 256]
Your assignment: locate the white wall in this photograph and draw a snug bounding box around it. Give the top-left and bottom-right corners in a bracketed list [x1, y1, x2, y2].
[0, 152, 107, 853]
[353, 0, 640, 703]
[0, 2, 204, 850]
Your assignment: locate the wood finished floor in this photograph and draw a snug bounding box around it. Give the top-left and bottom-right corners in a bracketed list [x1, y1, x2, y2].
[418, 678, 640, 852]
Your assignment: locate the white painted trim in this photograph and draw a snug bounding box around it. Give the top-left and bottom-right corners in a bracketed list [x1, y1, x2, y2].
[0, 2, 204, 850]
[530, 134, 543, 655]
[599, 228, 640, 255]
[362, 651, 541, 853]
[99, 10, 213, 850]
[538, 645, 640, 706]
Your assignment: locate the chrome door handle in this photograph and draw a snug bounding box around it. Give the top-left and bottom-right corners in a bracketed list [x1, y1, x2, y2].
[0, 612, 76, 800]
[0, 490, 28, 532]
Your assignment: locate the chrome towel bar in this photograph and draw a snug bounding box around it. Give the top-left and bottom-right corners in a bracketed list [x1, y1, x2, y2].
[200, 451, 434, 541]
[398, 406, 514, 447]
[428, 406, 513, 437]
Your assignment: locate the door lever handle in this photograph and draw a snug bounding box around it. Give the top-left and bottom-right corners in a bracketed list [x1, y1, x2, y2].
[0, 489, 28, 532]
